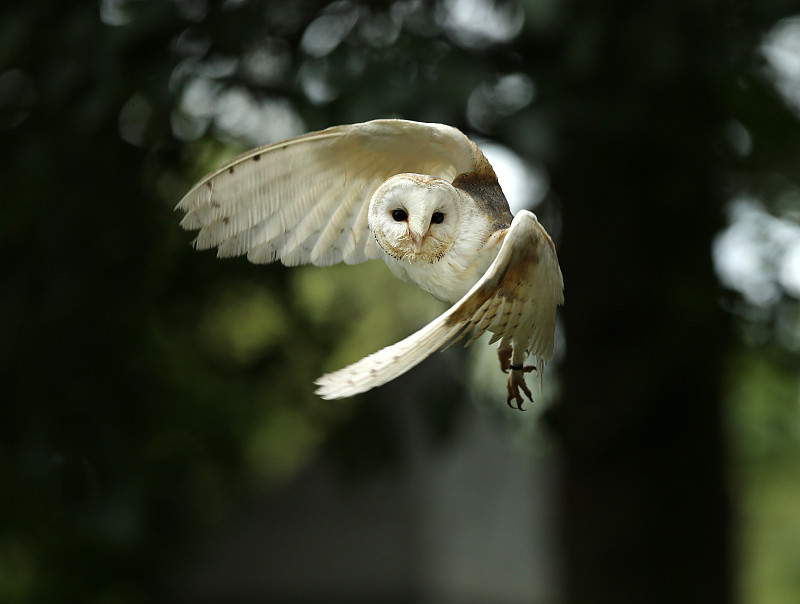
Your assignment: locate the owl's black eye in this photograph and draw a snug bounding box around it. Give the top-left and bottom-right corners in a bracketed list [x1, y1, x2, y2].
[391, 209, 408, 221]
[431, 211, 445, 224]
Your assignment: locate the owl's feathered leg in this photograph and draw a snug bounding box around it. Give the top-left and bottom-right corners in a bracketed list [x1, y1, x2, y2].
[497, 340, 535, 410]
[497, 341, 513, 372]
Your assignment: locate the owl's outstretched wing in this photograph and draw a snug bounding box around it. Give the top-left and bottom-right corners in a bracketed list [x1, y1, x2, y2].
[176, 119, 488, 266]
[315, 210, 564, 399]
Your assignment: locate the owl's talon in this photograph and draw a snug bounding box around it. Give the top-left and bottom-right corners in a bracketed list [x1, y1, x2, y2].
[506, 396, 524, 411]
[506, 368, 533, 411]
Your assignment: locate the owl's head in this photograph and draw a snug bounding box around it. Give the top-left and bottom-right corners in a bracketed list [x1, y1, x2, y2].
[368, 173, 462, 263]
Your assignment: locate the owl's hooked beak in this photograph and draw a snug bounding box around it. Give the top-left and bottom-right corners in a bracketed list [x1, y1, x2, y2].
[409, 229, 427, 253]
[406, 214, 430, 253]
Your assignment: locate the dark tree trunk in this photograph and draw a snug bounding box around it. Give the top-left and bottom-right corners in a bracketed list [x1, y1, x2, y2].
[549, 2, 733, 602]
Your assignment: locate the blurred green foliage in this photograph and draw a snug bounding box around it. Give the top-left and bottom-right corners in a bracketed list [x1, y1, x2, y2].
[1, 0, 800, 603]
[727, 351, 800, 604]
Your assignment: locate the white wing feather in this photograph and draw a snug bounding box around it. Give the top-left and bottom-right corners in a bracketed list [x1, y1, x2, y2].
[315, 211, 564, 399]
[176, 119, 481, 266]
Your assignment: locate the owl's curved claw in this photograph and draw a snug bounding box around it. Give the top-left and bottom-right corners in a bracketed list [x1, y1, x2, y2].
[506, 396, 524, 411]
[506, 368, 534, 411]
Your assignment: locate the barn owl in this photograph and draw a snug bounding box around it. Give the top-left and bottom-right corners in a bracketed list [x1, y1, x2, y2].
[177, 119, 564, 410]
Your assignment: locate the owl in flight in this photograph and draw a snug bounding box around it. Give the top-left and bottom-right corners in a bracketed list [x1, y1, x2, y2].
[177, 119, 564, 410]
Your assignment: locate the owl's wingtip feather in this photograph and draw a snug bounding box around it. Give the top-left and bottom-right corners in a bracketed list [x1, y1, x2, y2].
[313, 373, 362, 400]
